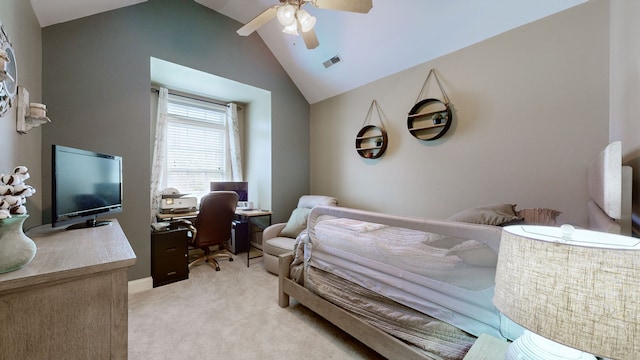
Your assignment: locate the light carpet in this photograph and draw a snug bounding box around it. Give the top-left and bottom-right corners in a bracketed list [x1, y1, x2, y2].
[128, 256, 386, 359]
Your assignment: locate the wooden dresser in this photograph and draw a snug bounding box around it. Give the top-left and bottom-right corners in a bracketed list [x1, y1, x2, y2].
[0, 220, 136, 360]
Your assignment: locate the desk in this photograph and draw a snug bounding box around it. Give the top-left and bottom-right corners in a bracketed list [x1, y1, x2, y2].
[154, 210, 271, 268]
[156, 211, 198, 221]
[234, 210, 272, 267]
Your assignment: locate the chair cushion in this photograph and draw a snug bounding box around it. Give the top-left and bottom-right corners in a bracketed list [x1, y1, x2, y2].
[279, 207, 312, 238]
[264, 236, 297, 256]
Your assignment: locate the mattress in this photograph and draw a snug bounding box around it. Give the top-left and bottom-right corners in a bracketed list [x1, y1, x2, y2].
[305, 215, 518, 340]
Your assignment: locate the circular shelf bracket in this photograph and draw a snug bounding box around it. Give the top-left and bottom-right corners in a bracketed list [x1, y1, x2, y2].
[407, 98, 452, 141]
[355, 125, 388, 159]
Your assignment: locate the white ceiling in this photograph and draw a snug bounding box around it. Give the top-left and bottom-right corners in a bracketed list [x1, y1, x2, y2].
[29, 0, 586, 104]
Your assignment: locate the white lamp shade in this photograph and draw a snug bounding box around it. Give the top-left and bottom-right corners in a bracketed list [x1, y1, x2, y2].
[297, 9, 316, 32]
[494, 225, 640, 359]
[281, 22, 299, 36]
[276, 4, 296, 27]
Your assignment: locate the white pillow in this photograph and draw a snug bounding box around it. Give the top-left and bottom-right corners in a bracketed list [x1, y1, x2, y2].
[279, 208, 312, 238]
[447, 239, 498, 267]
[446, 203, 522, 226]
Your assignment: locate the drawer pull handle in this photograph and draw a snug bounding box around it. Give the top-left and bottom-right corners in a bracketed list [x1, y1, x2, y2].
[167, 271, 177, 276]
[165, 247, 177, 252]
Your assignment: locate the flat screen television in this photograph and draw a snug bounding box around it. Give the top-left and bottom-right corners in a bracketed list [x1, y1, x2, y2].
[210, 181, 248, 201]
[52, 145, 123, 230]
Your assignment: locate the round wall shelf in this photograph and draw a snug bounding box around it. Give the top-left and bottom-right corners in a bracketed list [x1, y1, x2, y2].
[407, 98, 452, 141]
[355, 125, 387, 159]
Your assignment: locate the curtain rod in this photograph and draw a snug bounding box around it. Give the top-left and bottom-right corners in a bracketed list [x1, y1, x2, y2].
[150, 86, 242, 109]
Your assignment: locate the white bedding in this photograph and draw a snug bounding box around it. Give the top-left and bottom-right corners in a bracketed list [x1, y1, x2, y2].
[312, 218, 496, 288]
[306, 216, 516, 340]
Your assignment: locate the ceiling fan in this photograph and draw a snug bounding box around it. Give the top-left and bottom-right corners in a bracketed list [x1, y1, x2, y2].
[237, 0, 373, 49]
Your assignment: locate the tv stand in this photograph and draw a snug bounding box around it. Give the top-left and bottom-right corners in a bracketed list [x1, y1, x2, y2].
[0, 219, 136, 359]
[67, 218, 112, 230]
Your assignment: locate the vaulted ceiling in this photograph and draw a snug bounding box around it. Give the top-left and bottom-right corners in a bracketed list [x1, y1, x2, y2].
[29, 0, 586, 104]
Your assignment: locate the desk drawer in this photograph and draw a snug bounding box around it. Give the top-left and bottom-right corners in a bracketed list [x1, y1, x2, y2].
[152, 257, 188, 287]
[152, 230, 188, 259]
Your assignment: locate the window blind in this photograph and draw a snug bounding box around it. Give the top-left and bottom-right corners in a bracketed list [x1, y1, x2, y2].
[165, 95, 227, 194]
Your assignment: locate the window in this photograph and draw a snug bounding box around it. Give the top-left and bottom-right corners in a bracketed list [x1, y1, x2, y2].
[165, 95, 227, 195]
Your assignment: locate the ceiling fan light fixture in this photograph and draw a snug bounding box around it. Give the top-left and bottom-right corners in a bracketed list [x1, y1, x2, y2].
[282, 22, 299, 35]
[276, 4, 296, 26]
[297, 9, 316, 32]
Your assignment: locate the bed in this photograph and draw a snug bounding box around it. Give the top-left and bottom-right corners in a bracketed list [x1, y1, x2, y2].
[278, 205, 527, 359]
[277, 141, 633, 360]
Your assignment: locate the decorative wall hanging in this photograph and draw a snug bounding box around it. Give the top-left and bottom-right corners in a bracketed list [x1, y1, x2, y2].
[16, 87, 51, 134]
[355, 100, 388, 159]
[0, 22, 18, 118]
[407, 69, 452, 141]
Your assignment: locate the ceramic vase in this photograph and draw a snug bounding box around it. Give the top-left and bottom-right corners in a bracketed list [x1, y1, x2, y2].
[0, 215, 37, 274]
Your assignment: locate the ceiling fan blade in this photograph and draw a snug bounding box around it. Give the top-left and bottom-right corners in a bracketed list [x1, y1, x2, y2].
[312, 0, 372, 13]
[301, 28, 319, 49]
[237, 6, 278, 36]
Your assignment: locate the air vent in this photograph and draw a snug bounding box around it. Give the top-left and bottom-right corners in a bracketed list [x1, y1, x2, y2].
[323, 54, 342, 68]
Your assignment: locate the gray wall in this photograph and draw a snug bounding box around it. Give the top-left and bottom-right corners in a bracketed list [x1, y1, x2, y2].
[41, 0, 310, 280]
[0, 0, 43, 230]
[310, 0, 609, 228]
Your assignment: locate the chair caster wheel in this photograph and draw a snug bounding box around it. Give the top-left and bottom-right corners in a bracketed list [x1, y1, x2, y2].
[229, 258, 234, 262]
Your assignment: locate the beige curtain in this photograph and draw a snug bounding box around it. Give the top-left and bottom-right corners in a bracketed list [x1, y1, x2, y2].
[150, 87, 169, 223]
[226, 103, 243, 181]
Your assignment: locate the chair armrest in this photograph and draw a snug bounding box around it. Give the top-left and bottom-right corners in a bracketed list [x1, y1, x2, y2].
[263, 223, 287, 241]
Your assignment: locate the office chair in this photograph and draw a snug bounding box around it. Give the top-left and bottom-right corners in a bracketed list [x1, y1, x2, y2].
[188, 191, 238, 271]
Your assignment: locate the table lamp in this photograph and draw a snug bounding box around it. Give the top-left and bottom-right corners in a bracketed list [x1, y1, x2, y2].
[494, 224, 640, 360]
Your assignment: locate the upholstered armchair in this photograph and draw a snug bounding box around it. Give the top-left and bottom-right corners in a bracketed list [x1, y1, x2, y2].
[262, 195, 338, 274]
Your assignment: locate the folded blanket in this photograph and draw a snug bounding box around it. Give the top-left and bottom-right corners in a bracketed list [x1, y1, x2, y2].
[289, 230, 307, 284]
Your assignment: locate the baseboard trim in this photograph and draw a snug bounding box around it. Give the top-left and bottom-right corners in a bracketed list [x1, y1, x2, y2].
[128, 277, 153, 294]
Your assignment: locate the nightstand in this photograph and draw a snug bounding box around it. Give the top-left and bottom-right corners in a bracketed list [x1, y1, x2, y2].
[463, 333, 509, 359]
